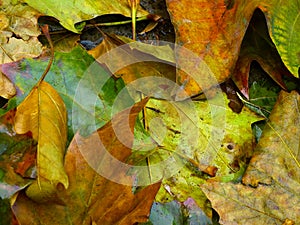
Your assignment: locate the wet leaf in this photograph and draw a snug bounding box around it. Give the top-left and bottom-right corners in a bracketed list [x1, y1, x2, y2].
[14, 81, 68, 202]
[24, 0, 150, 33]
[0, 46, 133, 138]
[12, 99, 161, 225]
[166, 0, 300, 96]
[201, 91, 300, 224]
[0, 0, 42, 64]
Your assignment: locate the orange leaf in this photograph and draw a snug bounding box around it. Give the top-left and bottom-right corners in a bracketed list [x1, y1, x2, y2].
[12, 99, 161, 225]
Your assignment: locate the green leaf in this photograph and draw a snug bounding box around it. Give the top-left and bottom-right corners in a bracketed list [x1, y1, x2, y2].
[269, 0, 300, 77]
[130, 92, 263, 218]
[1, 46, 134, 140]
[24, 0, 149, 33]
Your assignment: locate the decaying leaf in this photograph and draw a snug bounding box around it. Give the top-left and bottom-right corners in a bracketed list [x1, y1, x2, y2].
[243, 90, 300, 187]
[0, 72, 15, 99]
[24, 0, 150, 33]
[129, 92, 262, 218]
[201, 91, 300, 224]
[12, 99, 161, 225]
[166, 0, 300, 96]
[0, 0, 42, 64]
[14, 81, 68, 202]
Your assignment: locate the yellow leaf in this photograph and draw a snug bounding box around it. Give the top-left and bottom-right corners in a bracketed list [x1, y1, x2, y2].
[14, 81, 68, 202]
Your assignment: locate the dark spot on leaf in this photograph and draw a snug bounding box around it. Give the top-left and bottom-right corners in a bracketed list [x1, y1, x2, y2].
[227, 143, 234, 150]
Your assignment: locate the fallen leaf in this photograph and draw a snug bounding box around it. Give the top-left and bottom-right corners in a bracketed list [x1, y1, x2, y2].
[129, 92, 262, 218]
[1, 46, 134, 138]
[243, 90, 300, 187]
[0, 1, 42, 64]
[0, 198, 13, 225]
[232, 9, 292, 97]
[166, 0, 300, 96]
[24, 0, 150, 33]
[0, 109, 36, 199]
[145, 198, 212, 225]
[14, 81, 68, 202]
[0, 72, 16, 99]
[201, 90, 300, 224]
[12, 99, 161, 225]
[202, 182, 298, 225]
[89, 33, 176, 100]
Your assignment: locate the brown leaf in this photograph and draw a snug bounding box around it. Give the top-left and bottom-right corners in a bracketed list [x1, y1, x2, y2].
[0, 1, 42, 63]
[89, 33, 176, 99]
[242, 90, 300, 187]
[202, 182, 298, 225]
[12, 98, 161, 225]
[201, 91, 300, 224]
[0, 72, 16, 99]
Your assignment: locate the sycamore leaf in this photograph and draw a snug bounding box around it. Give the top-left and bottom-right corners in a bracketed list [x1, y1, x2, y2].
[0, 0, 42, 64]
[23, 0, 149, 33]
[201, 91, 300, 224]
[14, 81, 68, 202]
[12, 99, 161, 225]
[166, 0, 300, 96]
[243, 90, 300, 187]
[129, 92, 262, 218]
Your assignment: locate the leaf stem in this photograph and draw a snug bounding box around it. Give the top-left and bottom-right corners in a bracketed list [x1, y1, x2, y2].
[37, 25, 54, 85]
[86, 16, 148, 28]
